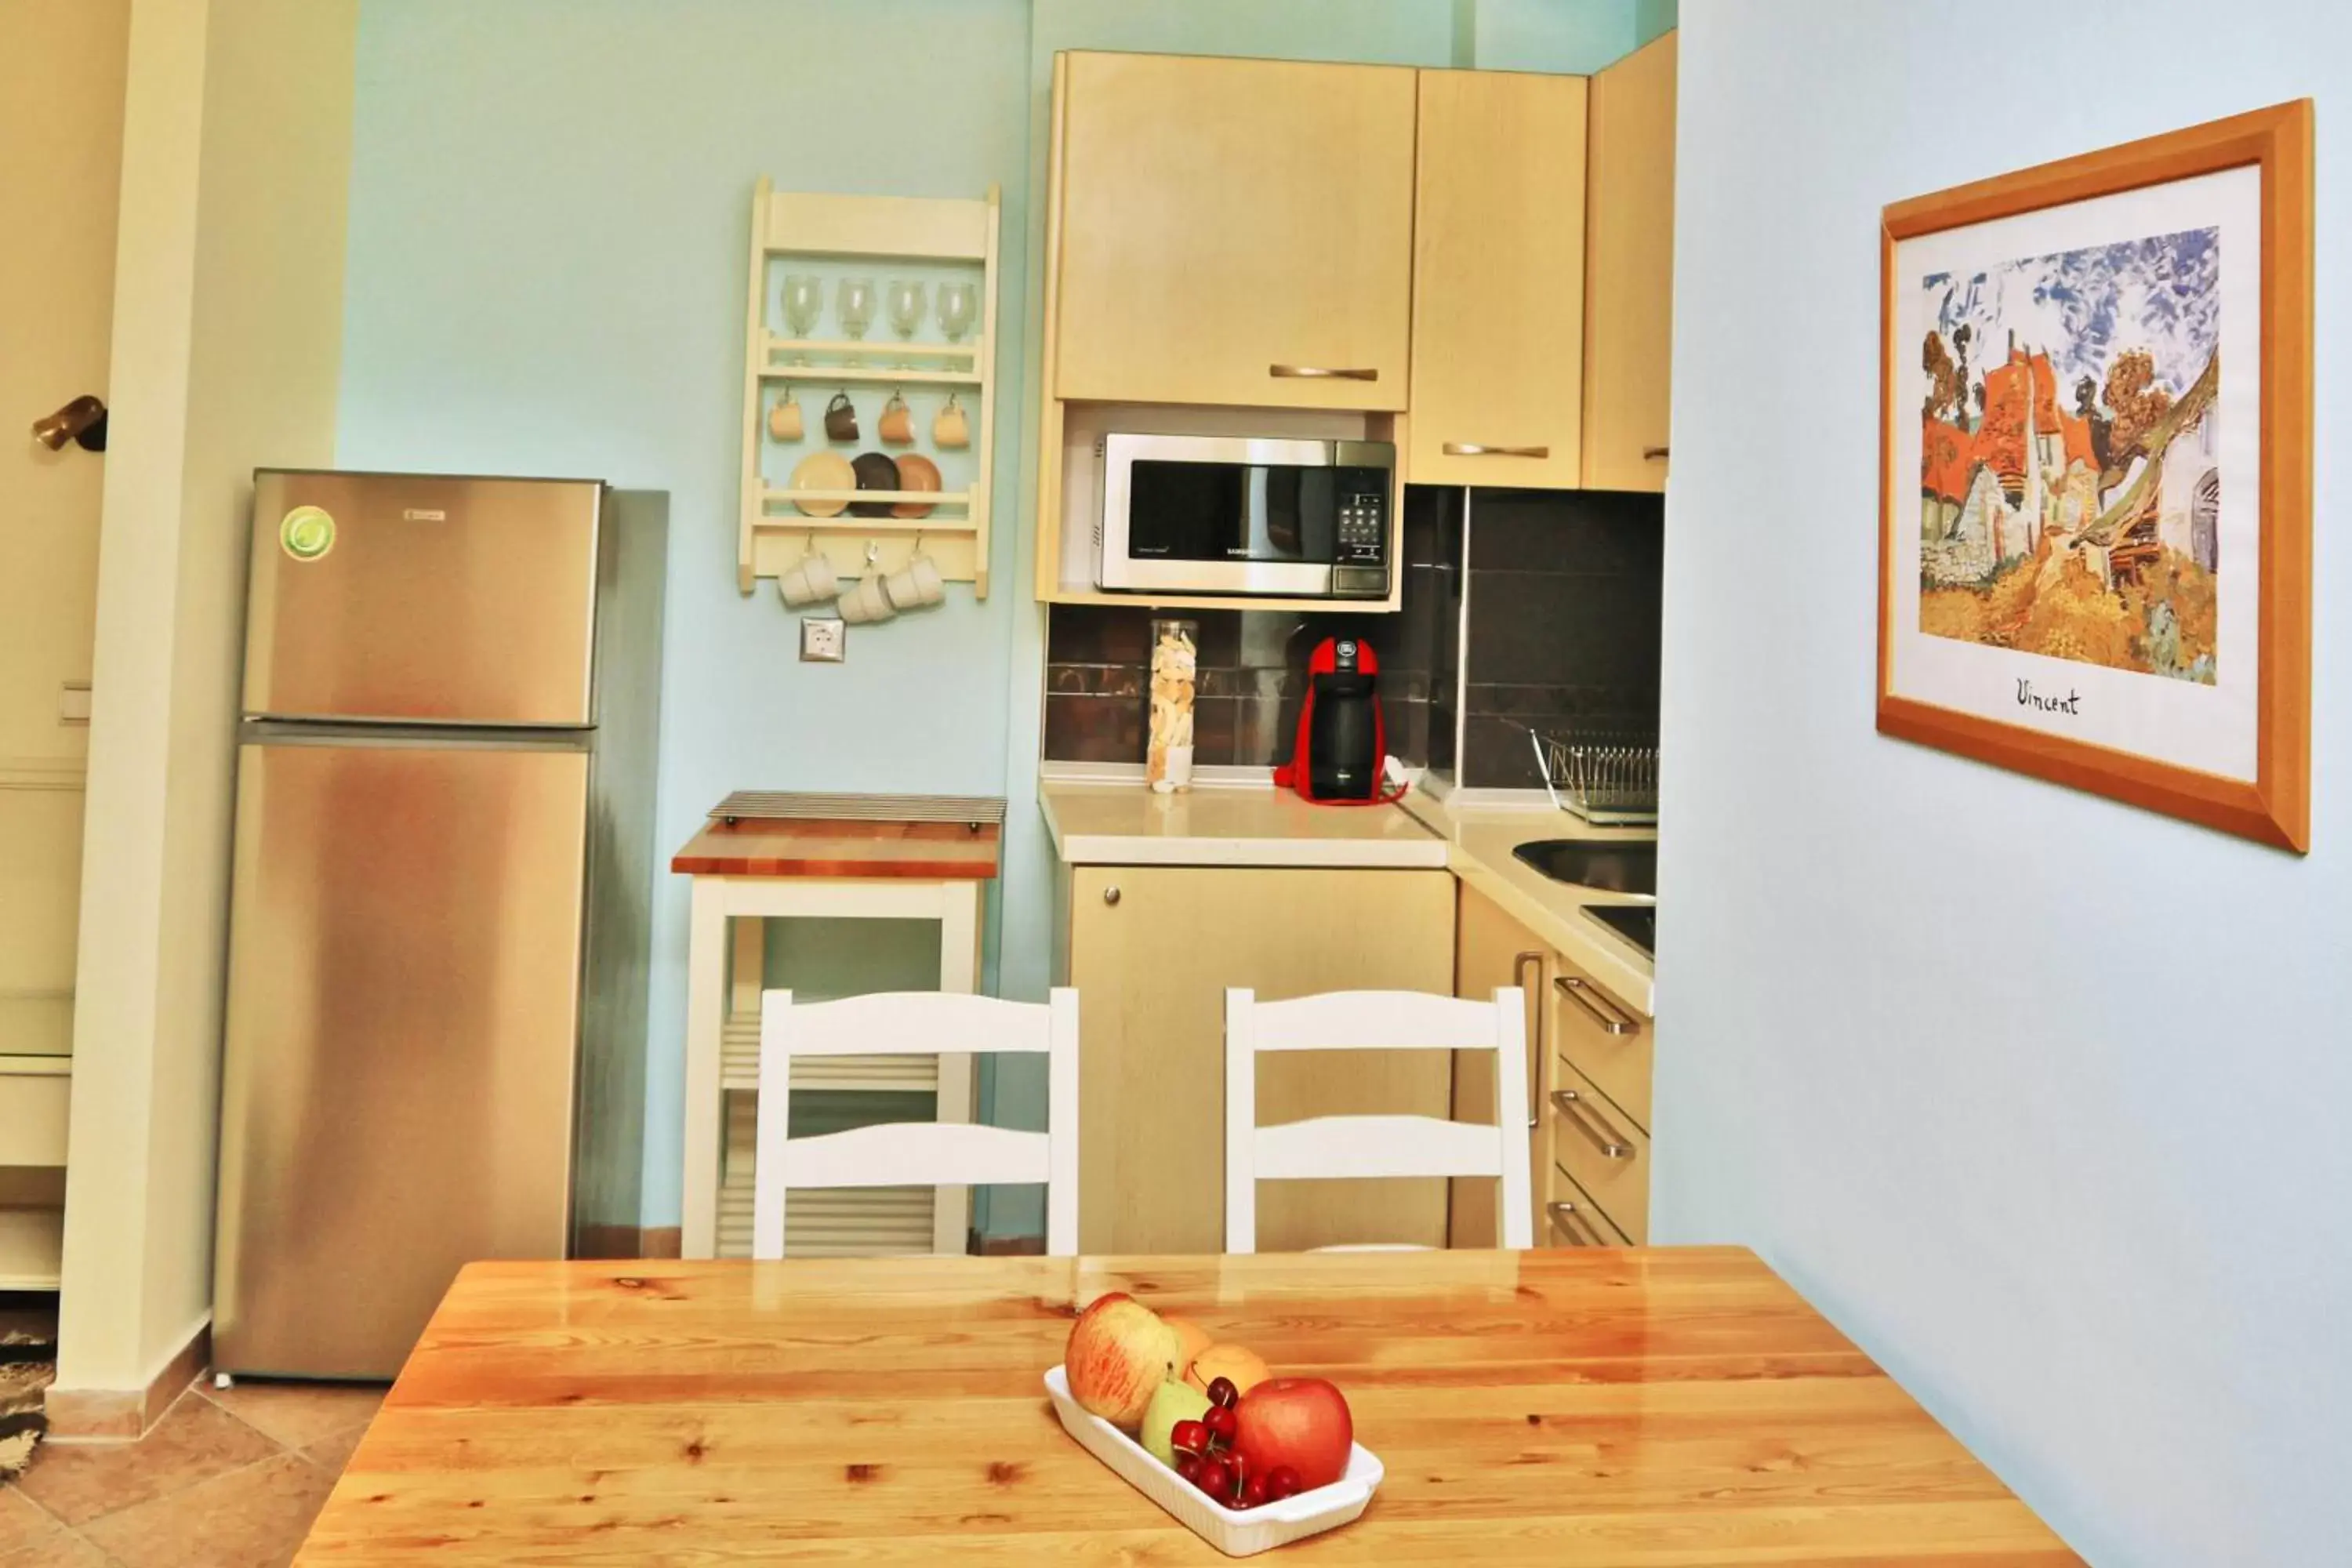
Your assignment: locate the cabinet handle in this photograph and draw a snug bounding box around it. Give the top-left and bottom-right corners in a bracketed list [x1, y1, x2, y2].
[1101, 885, 1120, 906]
[1552, 1089, 1635, 1160]
[1555, 975, 1639, 1036]
[1642, 446, 1670, 460]
[1443, 442, 1551, 459]
[1269, 364, 1378, 382]
[1513, 950, 1544, 1129]
[1546, 1200, 1606, 1247]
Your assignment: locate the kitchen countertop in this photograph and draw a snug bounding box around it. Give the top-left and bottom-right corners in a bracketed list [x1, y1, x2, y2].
[1397, 790, 1657, 1016]
[1039, 779, 1450, 869]
[1039, 777, 1655, 1013]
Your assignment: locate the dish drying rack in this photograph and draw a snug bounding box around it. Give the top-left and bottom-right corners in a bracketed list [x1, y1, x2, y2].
[1526, 728, 1659, 826]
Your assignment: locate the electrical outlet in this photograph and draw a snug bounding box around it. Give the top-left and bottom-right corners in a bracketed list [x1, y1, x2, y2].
[58, 681, 92, 725]
[800, 617, 846, 662]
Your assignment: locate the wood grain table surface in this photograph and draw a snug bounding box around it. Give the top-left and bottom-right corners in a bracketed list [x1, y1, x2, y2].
[293, 1249, 2081, 1565]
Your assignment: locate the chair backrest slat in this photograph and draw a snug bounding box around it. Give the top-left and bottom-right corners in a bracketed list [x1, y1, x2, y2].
[782, 1122, 1051, 1189]
[1254, 1114, 1505, 1181]
[1225, 986, 1534, 1253]
[754, 988, 1080, 1258]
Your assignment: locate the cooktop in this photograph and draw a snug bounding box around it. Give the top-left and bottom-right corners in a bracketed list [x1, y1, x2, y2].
[1582, 904, 1655, 959]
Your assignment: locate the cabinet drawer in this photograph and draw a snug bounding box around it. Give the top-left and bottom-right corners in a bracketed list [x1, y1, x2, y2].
[1541, 1164, 1629, 1247]
[1549, 1055, 1648, 1243]
[0, 1072, 70, 1167]
[1550, 957, 1651, 1130]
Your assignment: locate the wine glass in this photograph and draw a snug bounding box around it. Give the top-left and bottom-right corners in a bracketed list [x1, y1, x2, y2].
[837, 278, 876, 341]
[885, 280, 925, 368]
[780, 274, 822, 365]
[937, 281, 978, 345]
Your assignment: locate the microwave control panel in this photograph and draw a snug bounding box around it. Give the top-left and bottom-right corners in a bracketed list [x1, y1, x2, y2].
[1335, 486, 1388, 564]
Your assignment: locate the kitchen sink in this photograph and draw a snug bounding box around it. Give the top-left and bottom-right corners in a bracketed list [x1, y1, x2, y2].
[1512, 839, 1656, 895]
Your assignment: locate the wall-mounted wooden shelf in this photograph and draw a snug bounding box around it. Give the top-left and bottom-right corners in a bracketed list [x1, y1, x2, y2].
[738, 183, 1000, 597]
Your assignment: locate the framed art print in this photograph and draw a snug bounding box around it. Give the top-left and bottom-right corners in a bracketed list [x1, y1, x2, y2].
[1879, 101, 2312, 851]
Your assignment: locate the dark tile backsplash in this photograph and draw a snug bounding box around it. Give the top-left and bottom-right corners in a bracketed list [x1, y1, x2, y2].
[1457, 487, 1664, 789]
[1044, 602, 1429, 769]
[1039, 486, 1660, 782]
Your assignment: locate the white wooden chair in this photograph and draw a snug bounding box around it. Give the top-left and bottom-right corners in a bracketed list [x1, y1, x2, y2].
[754, 989, 1080, 1259]
[1225, 987, 1533, 1253]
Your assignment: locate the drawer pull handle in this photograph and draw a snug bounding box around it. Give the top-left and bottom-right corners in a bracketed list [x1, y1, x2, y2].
[1443, 442, 1551, 459]
[1555, 975, 1639, 1036]
[1269, 364, 1378, 382]
[1514, 950, 1545, 1129]
[1552, 1089, 1635, 1160]
[1546, 1200, 1606, 1246]
[1642, 445, 1670, 459]
[1101, 885, 1120, 906]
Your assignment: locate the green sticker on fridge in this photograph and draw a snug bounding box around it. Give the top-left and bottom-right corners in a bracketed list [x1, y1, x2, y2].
[280, 505, 336, 561]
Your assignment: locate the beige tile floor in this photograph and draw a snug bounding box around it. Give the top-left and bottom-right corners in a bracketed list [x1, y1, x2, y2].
[1, 1375, 383, 1568]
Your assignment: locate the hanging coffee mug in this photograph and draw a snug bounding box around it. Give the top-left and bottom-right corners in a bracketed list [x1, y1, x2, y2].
[768, 387, 804, 442]
[877, 391, 914, 446]
[932, 392, 969, 449]
[823, 390, 859, 442]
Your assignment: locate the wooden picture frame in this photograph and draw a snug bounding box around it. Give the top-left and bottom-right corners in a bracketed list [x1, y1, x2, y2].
[1878, 101, 2312, 851]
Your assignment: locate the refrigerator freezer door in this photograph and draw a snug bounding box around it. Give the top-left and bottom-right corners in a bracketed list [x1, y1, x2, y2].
[244, 471, 601, 726]
[214, 738, 589, 1378]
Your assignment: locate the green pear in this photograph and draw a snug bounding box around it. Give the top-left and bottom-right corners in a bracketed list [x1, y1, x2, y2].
[1138, 1377, 1211, 1466]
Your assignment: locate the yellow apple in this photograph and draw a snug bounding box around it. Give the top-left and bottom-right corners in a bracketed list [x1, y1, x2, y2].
[1065, 1292, 1181, 1429]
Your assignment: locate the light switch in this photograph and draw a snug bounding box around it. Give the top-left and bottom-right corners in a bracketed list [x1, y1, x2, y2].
[58, 681, 91, 724]
[800, 617, 846, 662]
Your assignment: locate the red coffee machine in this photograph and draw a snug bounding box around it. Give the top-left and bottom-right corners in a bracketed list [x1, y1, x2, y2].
[1274, 635, 1406, 805]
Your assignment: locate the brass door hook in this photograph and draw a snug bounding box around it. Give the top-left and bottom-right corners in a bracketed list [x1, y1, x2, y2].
[32, 395, 107, 452]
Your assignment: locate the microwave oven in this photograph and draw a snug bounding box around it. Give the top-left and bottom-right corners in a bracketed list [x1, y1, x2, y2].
[1094, 434, 1392, 599]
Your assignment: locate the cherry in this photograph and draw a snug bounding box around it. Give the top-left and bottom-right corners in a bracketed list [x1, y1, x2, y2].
[1193, 1454, 1230, 1500]
[1170, 1418, 1208, 1457]
[1205, 1375, 1239, 1409]
[1265, 1465, 1302, 1501]
[1175, 1454, 1203, 1485]
[1202, 1404, 1237, 1442]
[1240, 1474, 1269, 1509]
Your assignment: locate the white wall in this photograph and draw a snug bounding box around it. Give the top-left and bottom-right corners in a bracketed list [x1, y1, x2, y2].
[1658, 4, 2350, 1563]
[60, 0, 354, 1400]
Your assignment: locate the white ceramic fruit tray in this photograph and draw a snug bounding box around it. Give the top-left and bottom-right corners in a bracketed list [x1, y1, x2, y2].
[1044, 1366, 1384, 1558]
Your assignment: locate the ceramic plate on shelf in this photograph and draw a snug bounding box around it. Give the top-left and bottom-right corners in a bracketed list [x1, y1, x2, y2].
[850, 451, 900, 517]
[788, 451, 855, 517]
[891, 453, 941, 519]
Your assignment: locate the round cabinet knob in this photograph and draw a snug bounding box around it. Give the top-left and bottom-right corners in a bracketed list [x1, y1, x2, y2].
[1102, 885, 1121, 906]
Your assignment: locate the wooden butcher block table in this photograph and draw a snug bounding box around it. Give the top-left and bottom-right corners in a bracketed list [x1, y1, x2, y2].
[672, 791, 1006, 1261]
[292, 1248, 2081, 1565]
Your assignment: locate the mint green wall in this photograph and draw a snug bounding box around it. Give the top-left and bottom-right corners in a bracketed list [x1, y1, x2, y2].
[337, 0, 1634, 1235]
[1473, 0, 1636, 72]
[1635, 0, 1678, 46]
[336, 0, 1035, 1232]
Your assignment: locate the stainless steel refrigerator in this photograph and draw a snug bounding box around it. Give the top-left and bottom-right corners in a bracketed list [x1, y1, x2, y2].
[214, 470, 666, 1379]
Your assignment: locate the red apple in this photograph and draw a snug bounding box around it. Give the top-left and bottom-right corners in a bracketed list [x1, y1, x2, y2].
[1230, 1377, 1352, 1491]
[1065, 1292, 1181, 1429]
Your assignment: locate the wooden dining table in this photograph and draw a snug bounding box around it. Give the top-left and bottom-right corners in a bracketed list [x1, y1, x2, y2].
[292, 1248, 2081, 1563]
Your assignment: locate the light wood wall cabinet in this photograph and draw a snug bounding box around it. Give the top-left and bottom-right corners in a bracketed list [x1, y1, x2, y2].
[1051, 52, 1416, 412]
[1580, 31, 1678, 492]
[1406, 69, 1589, 488]
[1059, 864, 1454, 1254]
[1449, 884, 1655, 1247]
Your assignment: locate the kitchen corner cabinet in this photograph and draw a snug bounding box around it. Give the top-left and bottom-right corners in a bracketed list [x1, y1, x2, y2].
[1051, 51, 1416, 412]
[1450, 884, 1653, 1247]
[1406, 69, 1589, 488]
[1580, 31, 1678, 492]
[1060, 864, 1454, 1254]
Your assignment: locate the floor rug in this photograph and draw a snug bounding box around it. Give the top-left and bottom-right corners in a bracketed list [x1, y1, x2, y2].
[0, 1294, 57, 1482]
